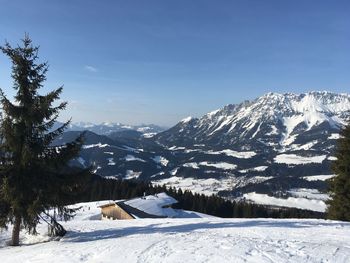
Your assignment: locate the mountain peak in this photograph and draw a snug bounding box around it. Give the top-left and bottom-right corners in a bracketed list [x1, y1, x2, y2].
[180, 116, 195, 123]
[155, 91, 350, 150]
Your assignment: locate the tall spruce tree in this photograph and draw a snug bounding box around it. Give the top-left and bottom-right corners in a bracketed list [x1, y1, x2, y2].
[0, 35, 90, 246]
[327, 122, 350, 221]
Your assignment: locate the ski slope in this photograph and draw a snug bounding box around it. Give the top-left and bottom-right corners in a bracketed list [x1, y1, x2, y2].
[1, 201, 350, 263]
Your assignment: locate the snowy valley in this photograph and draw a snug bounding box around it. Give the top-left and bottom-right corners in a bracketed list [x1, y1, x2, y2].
[55, 91, 350, 213]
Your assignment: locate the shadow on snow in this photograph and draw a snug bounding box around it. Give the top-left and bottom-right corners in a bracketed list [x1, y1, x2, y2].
[64, 219, 348, 243]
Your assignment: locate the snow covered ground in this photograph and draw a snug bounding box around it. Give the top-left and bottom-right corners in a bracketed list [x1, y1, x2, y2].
[274, 154, 327, 165]
[152, 176, 235, 196]
[303, 174, 336, 181]
[1, 201, 350, 263]
[153, 175, 273, 196]
[243, 192, 327, 212]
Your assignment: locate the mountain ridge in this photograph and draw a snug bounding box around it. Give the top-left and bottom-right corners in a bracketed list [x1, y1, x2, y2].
[53, 91, 350, 210]
[154, 91, 350, 151]
[53, 121, 167, 137]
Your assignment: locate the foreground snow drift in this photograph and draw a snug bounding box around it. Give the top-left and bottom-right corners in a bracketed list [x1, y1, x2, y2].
[1, 201, 350, 263]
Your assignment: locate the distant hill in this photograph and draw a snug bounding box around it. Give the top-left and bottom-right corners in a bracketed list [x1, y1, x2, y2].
[53, 121, 167, 137]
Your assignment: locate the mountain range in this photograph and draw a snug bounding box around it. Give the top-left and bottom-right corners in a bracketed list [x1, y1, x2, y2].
[55, 91, 350, 210]
[57, 122, 167, 137]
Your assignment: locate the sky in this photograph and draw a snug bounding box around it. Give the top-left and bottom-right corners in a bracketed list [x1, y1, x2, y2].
[0, 0, 349, 126]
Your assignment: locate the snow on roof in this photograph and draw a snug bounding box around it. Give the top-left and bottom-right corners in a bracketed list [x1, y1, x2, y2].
[124, 192, 178, 217]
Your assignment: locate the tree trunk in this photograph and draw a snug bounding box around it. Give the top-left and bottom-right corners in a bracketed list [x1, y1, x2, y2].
[11, 216, 21, 246]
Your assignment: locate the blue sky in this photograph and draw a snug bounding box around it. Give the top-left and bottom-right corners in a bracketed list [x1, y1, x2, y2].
[0, 0, 349, 126]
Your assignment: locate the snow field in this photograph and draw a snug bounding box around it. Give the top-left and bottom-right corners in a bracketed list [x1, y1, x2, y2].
[274, 154, 327, 165]
[183, 161, 237, 170]
[152, 156, 169, 166]
[303, 174, 336, 181]
[124, 154, 146, 162]
[153, 176, 274, 196]
[243, 192, 327, 212]
[1, 201, 350, 263]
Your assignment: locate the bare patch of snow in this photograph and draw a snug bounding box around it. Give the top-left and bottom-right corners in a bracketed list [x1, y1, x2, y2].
[170, 168, 179, 175]
[244, 192, 327, 212]
[328, 133, 340, 140]
[183, 161, 236, 170]
[207, 149, 256, 159]
[169, 146, 186, 151]
[287, 188, 329, 201]
[199, 161, 237, 170]
[143, 132, 156, 138]
[289, 140, 319, 151]
[150, 171, 165, 178]
[327, 156, 337, 161]
[240, 166, 268, 173]
[107, 158, 116, 165]
[303, 174, 336, 181]
[152, 156, 169, 166]
[123, 154, 146, 162]
[83, 143, 109, 149]
[124, 170, 142, 180]
[92, 165, 101, 173]
[183, 162, 200, 169]
[274, 154, 326, 165]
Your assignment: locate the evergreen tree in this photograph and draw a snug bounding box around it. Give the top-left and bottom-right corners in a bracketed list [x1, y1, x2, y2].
[0, 35, 90, 246]
[327, 122, 350, 221]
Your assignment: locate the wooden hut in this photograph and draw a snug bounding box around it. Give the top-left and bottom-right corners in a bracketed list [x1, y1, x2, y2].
[99, 202, 134, 220]
[99, 192, 178, 220]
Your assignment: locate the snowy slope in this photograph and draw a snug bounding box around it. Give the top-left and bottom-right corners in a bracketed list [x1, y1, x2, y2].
[0, 201, 350, 263]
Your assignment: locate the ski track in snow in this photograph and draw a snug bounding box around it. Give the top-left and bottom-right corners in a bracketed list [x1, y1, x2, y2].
[1, 202, 350, 263]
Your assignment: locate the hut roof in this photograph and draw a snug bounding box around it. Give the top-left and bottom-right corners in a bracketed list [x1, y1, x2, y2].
[122, 192, 178, 218]
[98, 202, 116, 208]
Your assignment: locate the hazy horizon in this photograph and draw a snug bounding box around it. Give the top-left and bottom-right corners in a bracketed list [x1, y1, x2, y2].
[57, 90, 348, 128]
[0, 1, 349, 126]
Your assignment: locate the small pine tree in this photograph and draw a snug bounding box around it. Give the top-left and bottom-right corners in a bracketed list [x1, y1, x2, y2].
[0, 35, 90, 246]
[327, 122, 350, 221]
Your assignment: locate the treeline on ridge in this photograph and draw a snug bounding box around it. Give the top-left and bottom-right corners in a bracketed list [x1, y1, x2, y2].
[76, 176, 324, 219]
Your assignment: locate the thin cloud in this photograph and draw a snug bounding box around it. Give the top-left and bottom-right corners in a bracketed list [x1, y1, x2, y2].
[84, 65, 98, 72]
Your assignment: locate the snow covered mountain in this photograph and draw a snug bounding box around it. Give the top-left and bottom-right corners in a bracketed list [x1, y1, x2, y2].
[155, 91, 350, 151]
[56, 91, 350, 211]
[149, 91, 350, 208]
